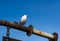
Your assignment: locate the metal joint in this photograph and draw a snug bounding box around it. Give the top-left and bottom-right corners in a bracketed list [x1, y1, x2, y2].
[49, 32, 58, 41]
[27, 25, 33, 36]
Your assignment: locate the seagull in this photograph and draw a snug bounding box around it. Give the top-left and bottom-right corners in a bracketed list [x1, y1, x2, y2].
[20, 15, 27, 25]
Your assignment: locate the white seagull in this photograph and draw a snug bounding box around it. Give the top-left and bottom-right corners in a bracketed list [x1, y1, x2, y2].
[20, 15, 27, 25]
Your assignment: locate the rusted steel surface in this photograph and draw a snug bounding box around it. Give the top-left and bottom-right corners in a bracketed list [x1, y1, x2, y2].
[0, 20, 28, 32]
[33, 29, 54, 39]
[3, 37, 21, 41]
[0, 20, 58, 41]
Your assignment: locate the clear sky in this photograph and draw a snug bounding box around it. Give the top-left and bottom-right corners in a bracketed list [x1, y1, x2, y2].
[0, 0, 60, 41]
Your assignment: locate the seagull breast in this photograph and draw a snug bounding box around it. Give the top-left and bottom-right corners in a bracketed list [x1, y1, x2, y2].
[20, 15, 27, 25]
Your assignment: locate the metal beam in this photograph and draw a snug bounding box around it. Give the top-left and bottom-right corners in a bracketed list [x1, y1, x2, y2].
[3, 36, 21, 41]
[0, 20, 58, 41]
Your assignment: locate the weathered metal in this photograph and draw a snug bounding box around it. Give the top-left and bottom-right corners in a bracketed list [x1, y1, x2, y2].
[3, 37, 21, 41]
[6, 27, 10, 38]
[33, 29, 54, 39]
[0, 20, 58, 41]
[49, 33, 58, 41]
[27, 25, 33, 36]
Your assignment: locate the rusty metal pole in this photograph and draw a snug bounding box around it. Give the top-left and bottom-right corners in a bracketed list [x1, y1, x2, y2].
[27, 25, 58, 41]
[33, 29, 58, 41]
[0, 20, 58, 41]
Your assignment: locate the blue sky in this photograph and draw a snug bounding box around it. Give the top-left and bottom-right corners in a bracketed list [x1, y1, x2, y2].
[0, 0, 60, 41]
